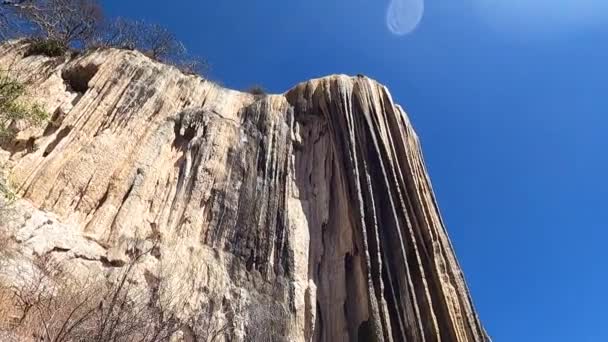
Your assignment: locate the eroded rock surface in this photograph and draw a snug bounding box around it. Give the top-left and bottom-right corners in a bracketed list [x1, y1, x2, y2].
[0, 41, 488, 341]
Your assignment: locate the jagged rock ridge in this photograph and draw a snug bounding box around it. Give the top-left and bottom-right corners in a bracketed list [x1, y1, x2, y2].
[0, 41, 488, 341]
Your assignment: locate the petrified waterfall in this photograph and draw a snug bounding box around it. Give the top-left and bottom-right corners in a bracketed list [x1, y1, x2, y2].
[0, 41, 488, 341]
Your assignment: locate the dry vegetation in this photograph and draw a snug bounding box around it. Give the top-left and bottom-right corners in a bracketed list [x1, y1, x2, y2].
[0, 0, 208, 75]
[0, 237, 288, 341]
[0, 243, 183, 342]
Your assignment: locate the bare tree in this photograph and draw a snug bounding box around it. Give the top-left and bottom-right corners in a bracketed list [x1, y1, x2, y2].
[88, 18, 183, 60]
[0, 241, 185, 342]
[91, 18, 207, 75]
[137, 22, 185, 61]
[0, 1, 21, 41]
[1, 1, 208, 75]
[2, 0, 103, 48]
[0, 238, 249, 342]
[0, 242, 295, 342]
[88, 17, 136, 50]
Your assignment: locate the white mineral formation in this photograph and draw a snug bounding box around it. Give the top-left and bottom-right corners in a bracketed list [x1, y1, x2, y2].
[0, 41, 488, 342]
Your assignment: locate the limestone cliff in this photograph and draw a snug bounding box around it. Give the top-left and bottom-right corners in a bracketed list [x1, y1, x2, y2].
[0, 41, 488, 341]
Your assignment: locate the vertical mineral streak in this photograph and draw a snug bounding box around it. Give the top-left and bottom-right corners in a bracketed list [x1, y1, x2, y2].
[286, 78, 488, 342]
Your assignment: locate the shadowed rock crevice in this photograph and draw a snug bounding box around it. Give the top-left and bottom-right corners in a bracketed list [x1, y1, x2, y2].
[42, 125, 71, 157]
[43, 108, 67, 137]
[61, 63, 99, 94]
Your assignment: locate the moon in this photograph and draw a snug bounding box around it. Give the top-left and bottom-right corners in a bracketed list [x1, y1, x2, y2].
[386, 0, 425, 36]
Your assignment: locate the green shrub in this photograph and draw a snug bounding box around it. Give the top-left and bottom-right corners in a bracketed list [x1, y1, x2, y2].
[0, 72, 48, 143]
[0, 181, 15, 203]
[24, 39, 67, 57]
[0, 72, 47, 204]
[246, 85, 267, 96]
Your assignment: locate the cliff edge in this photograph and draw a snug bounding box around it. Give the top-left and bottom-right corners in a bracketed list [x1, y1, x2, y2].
[0, 41, 488, 342]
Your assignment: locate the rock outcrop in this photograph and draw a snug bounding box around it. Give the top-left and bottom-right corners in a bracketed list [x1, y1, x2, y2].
[0, 41, 488, 341]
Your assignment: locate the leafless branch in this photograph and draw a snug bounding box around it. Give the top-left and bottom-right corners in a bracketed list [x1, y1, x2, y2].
[3, 0, 103, 47]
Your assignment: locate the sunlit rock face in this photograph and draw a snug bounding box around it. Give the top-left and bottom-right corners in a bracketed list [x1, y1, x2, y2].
[0, 41, 489, 342]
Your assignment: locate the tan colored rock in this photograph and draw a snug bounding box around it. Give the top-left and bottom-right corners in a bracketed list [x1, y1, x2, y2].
[0, 40, 489, 341]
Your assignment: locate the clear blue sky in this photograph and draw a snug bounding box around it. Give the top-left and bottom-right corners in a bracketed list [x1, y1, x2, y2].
[103, 1, 608, 340]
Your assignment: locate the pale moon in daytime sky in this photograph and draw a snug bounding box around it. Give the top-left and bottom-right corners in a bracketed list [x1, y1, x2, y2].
[386, 0, 425, 36]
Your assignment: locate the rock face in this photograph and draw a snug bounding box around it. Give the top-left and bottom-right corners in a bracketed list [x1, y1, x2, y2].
[0, 41, 488, 341]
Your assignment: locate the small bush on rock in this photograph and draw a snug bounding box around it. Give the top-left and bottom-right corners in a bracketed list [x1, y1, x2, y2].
[0, 71, 48, 143]
[23, 38, 66, 57]
[246, 85, 267, 96]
